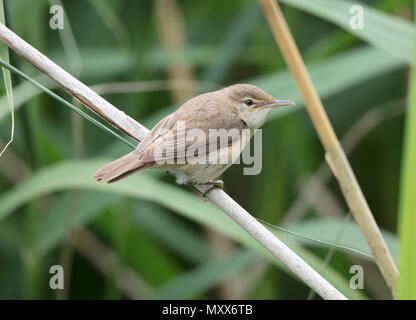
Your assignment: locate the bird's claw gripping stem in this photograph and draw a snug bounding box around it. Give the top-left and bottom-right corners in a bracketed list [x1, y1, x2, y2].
[202, 180, 224, 197]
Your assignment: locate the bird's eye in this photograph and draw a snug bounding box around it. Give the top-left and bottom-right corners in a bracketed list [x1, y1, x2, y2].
[244, 99, 254, 106]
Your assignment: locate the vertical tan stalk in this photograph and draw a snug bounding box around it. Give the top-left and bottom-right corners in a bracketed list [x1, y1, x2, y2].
[154, 0, 195, 103]
[259, 0, 399, 293]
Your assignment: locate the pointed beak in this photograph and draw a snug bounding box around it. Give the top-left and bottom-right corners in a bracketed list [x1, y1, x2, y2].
[273, 99, 295, 107]
[262, 99, 295, 108]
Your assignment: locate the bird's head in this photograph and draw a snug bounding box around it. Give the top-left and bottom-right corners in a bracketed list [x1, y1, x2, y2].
[224, 84, 294, 129]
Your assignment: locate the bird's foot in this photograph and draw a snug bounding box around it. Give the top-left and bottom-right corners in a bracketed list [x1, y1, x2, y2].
[202, 180, 224, 197]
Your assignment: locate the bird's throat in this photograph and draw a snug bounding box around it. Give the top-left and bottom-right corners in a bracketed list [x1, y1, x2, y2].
[241, 108, 271, 129]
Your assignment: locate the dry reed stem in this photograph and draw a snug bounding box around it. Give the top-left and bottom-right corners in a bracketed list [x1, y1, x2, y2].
[0, 22, 346, 300]
[154, 0, 196, 103]
[259, 0, 399, 292]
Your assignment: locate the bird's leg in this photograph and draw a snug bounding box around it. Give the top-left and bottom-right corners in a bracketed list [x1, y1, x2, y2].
[202, 180, 224, 197]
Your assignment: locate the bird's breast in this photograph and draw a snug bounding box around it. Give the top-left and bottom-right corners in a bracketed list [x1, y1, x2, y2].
[171, 131, 253, 185]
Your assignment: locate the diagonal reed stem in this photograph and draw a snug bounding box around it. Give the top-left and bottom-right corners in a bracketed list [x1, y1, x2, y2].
[0, 21, 347, 300]
[0, 58, 135, 149]
[259, 0, 399, 293]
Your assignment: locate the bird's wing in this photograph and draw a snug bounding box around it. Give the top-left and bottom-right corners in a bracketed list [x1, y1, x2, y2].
[138, 102, 247, 165]
[92, 113, 180, 183]
[134, 111, 180, 154]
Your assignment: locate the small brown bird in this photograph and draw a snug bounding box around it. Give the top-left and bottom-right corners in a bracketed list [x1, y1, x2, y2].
[93, 84, 294, 190]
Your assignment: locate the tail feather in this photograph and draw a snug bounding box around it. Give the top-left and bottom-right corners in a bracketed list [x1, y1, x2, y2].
[93, 152, 150, 183]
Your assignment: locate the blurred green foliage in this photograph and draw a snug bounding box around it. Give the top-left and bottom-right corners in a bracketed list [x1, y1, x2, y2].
[0, 0, 412, 299]
[398, 0, 416, 299]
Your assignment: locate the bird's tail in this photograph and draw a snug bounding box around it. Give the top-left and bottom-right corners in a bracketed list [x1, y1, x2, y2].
[92, 152, 151, 183]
